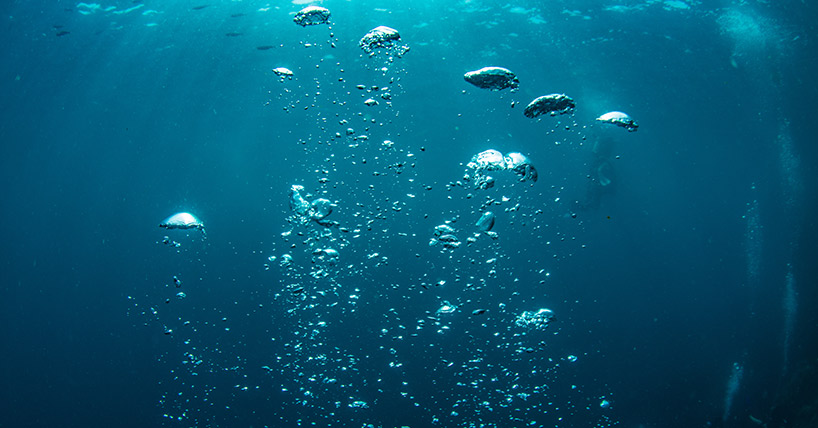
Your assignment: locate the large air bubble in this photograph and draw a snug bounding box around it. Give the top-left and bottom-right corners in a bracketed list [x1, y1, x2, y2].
[465, 149, 538, 188]
[523, 94, 576, 118]
[596, 111, 638, 132]
[293, 6, 331, 27]
[159, 212, 205, 235]
[463, 67, 519, 92]
[359, 26, 409, 57]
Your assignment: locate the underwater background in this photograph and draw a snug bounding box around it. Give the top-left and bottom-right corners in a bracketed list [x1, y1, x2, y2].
[1, 1, 817, 427]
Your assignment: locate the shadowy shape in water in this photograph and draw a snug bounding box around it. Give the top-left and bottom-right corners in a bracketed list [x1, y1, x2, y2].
[574, 137, 617, 213]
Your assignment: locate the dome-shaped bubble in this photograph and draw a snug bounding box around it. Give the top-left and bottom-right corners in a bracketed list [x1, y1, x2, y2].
[464, 67, 520, 92]
[503, 152, 529, 170]
[523, 94, 576, 118]
[293, 6, 331, 27]
[436, 301, 457, 315]
[159, 212, 204, 232]
[272, 67, 294, 79]
[468, 149, 506, 172]
[465, 149, 538, 188]
[596, 111, 639, 132]
[360, 26, 403, 53]
[504, 152, 538, 182]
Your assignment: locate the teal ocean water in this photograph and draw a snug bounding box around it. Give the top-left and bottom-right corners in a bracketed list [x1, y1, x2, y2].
[1, 1, 816, 427]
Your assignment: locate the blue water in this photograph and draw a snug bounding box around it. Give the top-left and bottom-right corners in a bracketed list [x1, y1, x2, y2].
[1, 1, 817, 427]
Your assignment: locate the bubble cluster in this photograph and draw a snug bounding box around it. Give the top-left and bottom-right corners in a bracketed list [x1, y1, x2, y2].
[138, 7, 624, 428]
[515, 308, 556, 330]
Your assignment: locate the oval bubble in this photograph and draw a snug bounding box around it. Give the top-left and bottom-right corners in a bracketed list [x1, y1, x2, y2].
[523, 94, 576, 118]
[596, 111, 638, 132]
[476, 211, 496, 232]
[463, 67, 519, 92]
[310, 198, 334, 220]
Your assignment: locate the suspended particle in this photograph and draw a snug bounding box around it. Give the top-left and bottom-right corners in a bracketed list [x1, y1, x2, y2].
[436, 301, 457, 315]
[348, 400, 369, 409]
